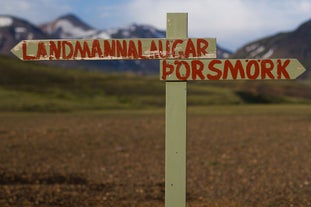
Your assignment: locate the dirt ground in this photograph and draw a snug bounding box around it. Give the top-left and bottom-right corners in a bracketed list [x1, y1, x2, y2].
[0, 107, 310, 207]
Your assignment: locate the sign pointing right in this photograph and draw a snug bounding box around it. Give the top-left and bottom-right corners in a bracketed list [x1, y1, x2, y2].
[161, 58, 306, 81]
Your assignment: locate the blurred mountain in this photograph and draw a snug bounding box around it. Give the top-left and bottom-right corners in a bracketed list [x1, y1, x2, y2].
[3, 13, 311, 74]
[1, 13, 232, 72]
[39, 14, 231, 58]
[0, 13, 247, 73]
[0, 15, 48, 55]
[232, 19, 311, 77]
[39, 14, 110, 39]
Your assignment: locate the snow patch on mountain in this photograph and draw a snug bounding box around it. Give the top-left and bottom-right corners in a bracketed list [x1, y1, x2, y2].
[245, 43, 259, 52]
[106, 28, 119, 36]
[244, 43, 274, 58]
[262, 49, 274, 58]
[14, 27, 28, 39]
[89, 31, 111, 39]
[53, 19, 97, 38]
[250, 46, 265, 57]
[221, 51, 230, 58]
[15, 27, 26, 33]
[142, 25, 164, 38]
[0, 17, 13, 27]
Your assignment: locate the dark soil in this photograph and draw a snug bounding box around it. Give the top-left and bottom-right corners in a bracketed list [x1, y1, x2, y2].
[0, 109, 310, 206]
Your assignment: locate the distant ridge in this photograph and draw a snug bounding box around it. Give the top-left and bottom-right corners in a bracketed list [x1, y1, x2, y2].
[0, 15, 47, 54]
[39, 13, 98, 38]
[2, 13, 311, 76]
[0, 13, 232, 73]
[38, 14, 231, 58]
[232, 19, 311, 77]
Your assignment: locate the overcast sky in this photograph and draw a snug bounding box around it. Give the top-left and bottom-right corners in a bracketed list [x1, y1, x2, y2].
[2, 0, 311, 51]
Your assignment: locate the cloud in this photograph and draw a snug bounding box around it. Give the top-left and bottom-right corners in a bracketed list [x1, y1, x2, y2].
[124, 0, 311, 50]
[1, 0, 71, 23]
[1, 0, 311, 51]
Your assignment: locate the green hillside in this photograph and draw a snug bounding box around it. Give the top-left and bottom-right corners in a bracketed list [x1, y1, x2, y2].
[0, 55, 311, 112]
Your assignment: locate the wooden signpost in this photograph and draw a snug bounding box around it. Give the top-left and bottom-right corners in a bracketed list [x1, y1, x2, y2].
[11, 13, 306, 207]
[161, 58, 306, 81]
[11, 38, 216, 60]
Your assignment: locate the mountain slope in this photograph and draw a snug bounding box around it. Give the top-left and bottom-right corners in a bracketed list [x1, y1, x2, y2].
[0, 15, 48, 55]
[39, 14, 231, 58]
[232, 19, 311, 77]
[39, 14, 110, 39]
[0, 13, 240, 72]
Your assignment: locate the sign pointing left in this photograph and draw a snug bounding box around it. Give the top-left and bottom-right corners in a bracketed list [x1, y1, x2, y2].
[10, 38, 216, 61]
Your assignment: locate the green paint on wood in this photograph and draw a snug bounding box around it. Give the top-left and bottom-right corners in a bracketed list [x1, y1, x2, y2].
[165, 13, 188, 207]
[11, 38, 216, 61]
[161, 58, 306, 81]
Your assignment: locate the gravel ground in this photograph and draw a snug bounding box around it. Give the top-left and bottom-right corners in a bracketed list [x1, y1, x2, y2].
[0, 109, 310, 206]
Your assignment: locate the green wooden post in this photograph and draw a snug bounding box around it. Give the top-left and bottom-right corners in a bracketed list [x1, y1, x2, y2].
[165, 13, 188, 207]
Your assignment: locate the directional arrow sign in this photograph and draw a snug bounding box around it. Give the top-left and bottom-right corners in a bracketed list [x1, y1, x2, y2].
[11, 38, 216, 61]
[161, 59, 306, 81]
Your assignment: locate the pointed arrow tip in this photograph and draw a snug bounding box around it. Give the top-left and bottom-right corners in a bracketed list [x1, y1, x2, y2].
[10, 47, 16, 56]
[294, 59, 307, 79]
[10, 41, 23, 61]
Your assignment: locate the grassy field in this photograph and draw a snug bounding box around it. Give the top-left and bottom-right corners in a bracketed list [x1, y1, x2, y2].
[0, 105, 310, 207]
[1, 55, 311, 112]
